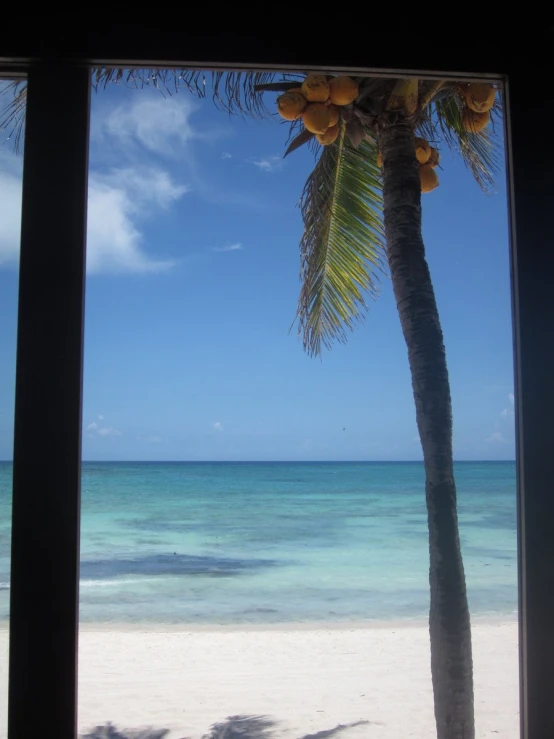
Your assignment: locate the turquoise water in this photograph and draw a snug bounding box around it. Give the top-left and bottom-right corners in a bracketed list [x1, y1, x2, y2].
[0, 461, 517, 624]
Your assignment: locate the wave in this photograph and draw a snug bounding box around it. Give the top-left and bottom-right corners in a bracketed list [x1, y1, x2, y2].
[0, 578, 165, 591]
[80, 578, 160, 588]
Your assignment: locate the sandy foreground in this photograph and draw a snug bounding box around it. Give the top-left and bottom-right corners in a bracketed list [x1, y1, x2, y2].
[0, 620, 519, 739]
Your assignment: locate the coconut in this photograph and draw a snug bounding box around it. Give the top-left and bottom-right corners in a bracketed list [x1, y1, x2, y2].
[277, 92, 307, 121]
[328, 76, 359, 106]
[303, 103, 331, 134]
[377, 151, 383, 167]
[316, 124, 339, 146]
[415, 138, 431, 164]
[327, 104, 340, 127]
[420, 165, 439, 193]
[301, 75, 330, 103]
[462, 108, 490, 133]
[465, 83, 495, 113]
[428, 147, 440, 168]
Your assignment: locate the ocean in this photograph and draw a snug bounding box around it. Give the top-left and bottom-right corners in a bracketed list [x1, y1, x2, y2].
[0, 461, 517, 625]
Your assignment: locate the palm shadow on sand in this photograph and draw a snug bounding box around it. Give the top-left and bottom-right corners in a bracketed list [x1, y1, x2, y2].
[82, 715, 373, 739]
[82, 725, 170, 739]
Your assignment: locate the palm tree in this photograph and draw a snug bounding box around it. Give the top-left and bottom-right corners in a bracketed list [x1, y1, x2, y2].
[1, 70, 502, 739]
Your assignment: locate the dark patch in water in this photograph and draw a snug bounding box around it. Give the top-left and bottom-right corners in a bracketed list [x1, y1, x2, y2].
[80, 552, 278, 580]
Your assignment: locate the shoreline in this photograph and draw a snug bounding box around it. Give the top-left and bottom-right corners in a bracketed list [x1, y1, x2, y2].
[0, 613, 518, 633]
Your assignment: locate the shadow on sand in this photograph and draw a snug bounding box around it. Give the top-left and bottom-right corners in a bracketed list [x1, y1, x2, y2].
[82, 725, 170, 739]
[82, 715, 372, 739]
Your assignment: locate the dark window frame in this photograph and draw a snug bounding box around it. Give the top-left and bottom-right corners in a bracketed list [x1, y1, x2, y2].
[1, 45, 552, 739]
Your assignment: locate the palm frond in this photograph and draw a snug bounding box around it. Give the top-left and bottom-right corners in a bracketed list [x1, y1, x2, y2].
[418, 80, 444, 110]
[0, 81, 27, 153]
[284, 128, 314, 157]
[254, 82, 301, 93]
[2, 70, 306, 150]
[428, 90, 503, 193]
[93, 68, 305, 119]
[296, 129, 386, 356]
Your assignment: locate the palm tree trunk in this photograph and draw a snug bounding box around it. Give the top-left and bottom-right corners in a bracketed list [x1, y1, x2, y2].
[380, 120, 475, 739]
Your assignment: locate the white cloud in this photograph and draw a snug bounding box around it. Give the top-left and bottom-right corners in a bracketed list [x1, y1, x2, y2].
[213, 243, 243, 253]
[97, 95, 198, 157]
[86, 420, 122, 438]
[488, 391, 516, 444]
[222, 152, 232, 160]
[105, 167, 190, 211]
[500, 393, 515, 419]
[486, 431, 506, 444]
[213, 421, 224, 432]
[86, 167, 187, 274]
[0, 153, 188, 276]
[97, 426, 122, 437]
[251, 156, 283, 173]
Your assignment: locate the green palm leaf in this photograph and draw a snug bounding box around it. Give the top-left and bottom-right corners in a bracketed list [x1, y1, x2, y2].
[296, 128, 386, 356]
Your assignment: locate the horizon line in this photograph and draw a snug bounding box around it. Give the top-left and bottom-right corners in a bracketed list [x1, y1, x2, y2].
[0, 458, 516, 464]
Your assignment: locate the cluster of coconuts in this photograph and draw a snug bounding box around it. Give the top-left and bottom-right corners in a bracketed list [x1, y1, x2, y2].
[377, 138, 440, 193]
[461, 83, 496, 133]
[276, 75, 359, 145]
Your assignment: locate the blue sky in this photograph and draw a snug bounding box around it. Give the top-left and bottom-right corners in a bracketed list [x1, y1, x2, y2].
[0, 79, 514, 461]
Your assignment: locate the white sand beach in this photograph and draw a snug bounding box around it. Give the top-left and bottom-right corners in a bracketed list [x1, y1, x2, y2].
[0, 620, 519, 739]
